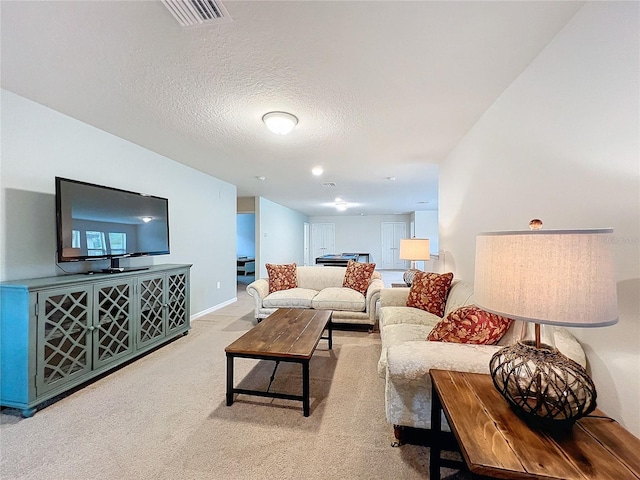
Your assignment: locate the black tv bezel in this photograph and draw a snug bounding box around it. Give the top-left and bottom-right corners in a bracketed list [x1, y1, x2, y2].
[55, 176, 170, 264]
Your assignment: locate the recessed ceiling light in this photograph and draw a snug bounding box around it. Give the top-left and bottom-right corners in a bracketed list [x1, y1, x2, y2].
[142, 216, 153, 223]
[262, 111, 298, 135]
[256, 176, 266, 181]
[387, 176, 396, 181]
[335, 197, 342, 202]
[312, 166, 324, 176]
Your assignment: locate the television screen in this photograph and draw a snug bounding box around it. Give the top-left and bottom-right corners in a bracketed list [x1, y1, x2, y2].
[56, 177, 170, 266]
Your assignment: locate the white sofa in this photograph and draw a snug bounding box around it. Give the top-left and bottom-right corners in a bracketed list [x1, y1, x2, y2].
[246, 265, 384, 328]
[377, 280, 587, 438]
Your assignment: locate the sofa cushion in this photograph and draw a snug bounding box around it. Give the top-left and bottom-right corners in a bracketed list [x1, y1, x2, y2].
[342, 260, 376, 295]
[295, 266, 382, 291]
[443, 281, 475, 317]
[296, 266, 349, 291]
[266, 263, 297, 293]
[427, 306, 512, 345]
[406, 272, 454, 316]
[497, 320, 523, 346]
[311, 287, 366, 312]
[379, 306, 441, 329]
[263, 288, 318, 308]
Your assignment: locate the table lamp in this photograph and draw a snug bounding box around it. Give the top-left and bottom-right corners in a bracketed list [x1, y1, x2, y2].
[474, 223, 618, 428]
[399, 238, 430, 286]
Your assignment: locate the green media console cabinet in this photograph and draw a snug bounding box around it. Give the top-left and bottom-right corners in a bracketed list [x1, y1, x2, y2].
[0, 264, 191, 417]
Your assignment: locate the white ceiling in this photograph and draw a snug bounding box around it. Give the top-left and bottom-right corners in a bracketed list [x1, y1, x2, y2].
[1, 1, 583, 216]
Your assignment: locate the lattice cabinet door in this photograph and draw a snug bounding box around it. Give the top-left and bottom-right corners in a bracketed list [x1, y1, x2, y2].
[93, 279, 135, 370]
[137, 274, 166, 349]
[166, 270, 189, 335]
[36, 285, 93, 395]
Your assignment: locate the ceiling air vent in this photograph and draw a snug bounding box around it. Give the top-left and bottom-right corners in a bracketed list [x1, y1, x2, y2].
[162, 0, 232, 27]
[321, 182, 337, 188]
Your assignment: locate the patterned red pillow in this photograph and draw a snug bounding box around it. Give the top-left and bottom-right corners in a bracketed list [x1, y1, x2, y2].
[342, 260, 376, 295]
[266, 263, 297, 294]
[427, 306, 513, 345]
[406, 272, 454, 316]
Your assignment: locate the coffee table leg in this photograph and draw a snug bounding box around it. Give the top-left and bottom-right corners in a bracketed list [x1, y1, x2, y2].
[303, 361, 310, 417]
[328, 319, 333, 350]
[226, 354, 234, 406]
[430, 381, 442, 480]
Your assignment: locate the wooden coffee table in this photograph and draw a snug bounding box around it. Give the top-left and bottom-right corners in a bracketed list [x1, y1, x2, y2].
[429, 369, 640, 480]
[225, 308, 332, 416]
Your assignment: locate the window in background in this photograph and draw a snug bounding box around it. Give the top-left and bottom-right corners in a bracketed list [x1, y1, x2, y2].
[86, 231, 107, 256]
[109, 232, 127, 255]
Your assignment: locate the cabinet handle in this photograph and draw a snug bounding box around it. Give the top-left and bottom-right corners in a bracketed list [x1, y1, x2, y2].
[88, 326, 96, 331]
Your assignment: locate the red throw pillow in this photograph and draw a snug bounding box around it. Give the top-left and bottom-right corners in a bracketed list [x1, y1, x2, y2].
[406, 272, 454, 316]
[342, 260, 376, 295]
[427, 305, 513, 345]
[266, 263, 297, 293]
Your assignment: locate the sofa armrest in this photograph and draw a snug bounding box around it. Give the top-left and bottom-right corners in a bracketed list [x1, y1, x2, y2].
[385, 328, 586, 385]
[380, 287, 410, 307]
[365, 278, 384, 323]
[386, 341, 501, 385]
[246, 278, 269, 316]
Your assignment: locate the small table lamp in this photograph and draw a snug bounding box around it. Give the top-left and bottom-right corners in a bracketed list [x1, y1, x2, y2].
[399, 238, 430, 286]
[474, 226, 618, 428]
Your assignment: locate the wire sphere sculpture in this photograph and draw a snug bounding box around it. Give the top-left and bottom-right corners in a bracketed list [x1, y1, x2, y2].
[490, 341, 597, 429]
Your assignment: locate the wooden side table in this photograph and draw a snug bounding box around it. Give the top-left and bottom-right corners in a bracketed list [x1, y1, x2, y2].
[429, 369, 640, 480]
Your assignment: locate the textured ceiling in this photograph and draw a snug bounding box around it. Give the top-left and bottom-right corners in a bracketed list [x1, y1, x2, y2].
[0, 1, 583, 216]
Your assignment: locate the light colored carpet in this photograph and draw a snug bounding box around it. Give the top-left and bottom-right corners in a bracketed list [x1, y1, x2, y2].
[0, 284, 465, 479]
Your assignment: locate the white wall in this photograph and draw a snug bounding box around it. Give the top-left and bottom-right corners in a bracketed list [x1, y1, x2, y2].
[413, 211, 438, 252]
[256, 197, 308, 278]
[309, 214, 411, 268]
[0, 90, 238, 316]
[439, 3, 639, 435]
[413, 210, 439, 271]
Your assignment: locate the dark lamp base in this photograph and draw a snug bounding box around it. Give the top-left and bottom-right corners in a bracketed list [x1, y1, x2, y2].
[490, 341, 597, 430]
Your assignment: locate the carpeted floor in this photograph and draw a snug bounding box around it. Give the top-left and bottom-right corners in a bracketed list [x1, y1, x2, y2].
[0, 281, 466, 479]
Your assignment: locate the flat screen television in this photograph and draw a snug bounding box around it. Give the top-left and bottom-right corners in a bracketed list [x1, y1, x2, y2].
[55, 177, 170, 273]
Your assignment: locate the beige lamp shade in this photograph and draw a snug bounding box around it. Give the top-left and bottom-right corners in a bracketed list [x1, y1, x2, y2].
[474, 229, 618, 327]
[399, 238, 430, 261]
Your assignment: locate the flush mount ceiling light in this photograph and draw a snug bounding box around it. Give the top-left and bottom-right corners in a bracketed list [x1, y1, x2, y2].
[142, 216, 153, 223]
[312, 166, 324, 176]
[262, 111, 298, 135]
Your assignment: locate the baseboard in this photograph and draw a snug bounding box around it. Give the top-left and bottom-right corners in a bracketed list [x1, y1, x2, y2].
[191, 297, 238, 320]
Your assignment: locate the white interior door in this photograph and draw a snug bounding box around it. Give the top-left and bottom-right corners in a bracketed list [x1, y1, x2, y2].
[303, 222, 310, 266]
[381, 223, 395, 269]
[381, 222, 407, 269]
[312, 223, 335, 262]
